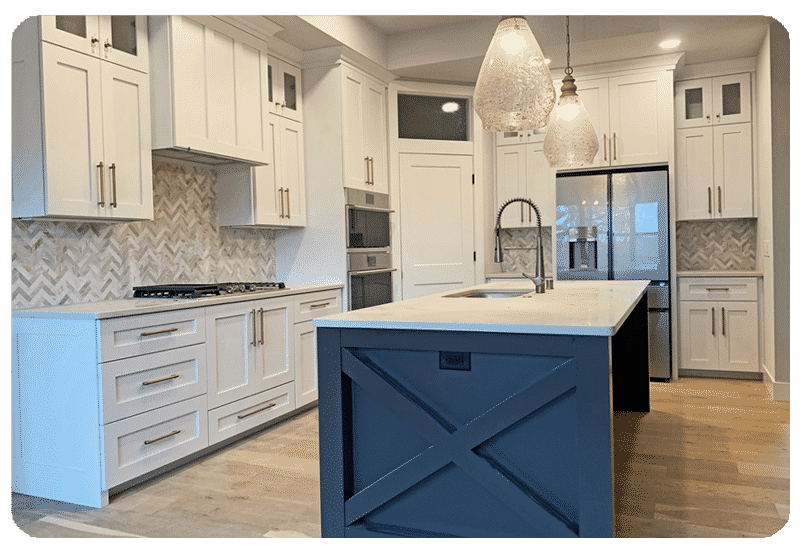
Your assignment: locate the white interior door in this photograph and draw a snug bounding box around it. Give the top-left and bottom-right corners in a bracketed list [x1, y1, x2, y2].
[399, 153, 475, 299]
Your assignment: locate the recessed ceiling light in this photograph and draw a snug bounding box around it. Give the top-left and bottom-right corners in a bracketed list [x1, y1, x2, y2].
[659, 38, 681, 49]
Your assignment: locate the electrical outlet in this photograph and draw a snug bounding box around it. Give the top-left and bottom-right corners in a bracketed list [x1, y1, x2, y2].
[763, 240, 770, 257]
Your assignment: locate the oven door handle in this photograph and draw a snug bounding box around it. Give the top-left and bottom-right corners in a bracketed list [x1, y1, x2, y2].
[348, 268, 397, 276]
[346, 205, 395, 214]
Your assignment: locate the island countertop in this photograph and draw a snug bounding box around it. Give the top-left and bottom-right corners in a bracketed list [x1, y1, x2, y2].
[315, 280, 649, 336]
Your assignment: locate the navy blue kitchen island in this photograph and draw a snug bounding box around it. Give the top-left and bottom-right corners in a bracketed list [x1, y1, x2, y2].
[315, 280, 650, 538]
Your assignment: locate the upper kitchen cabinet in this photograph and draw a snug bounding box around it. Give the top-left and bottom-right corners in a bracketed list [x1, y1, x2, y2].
[675, 73, 751, 128]
[675, 71, 754, 220]
[148, 16, 271, 165]
[341, 64, 389, 194]
[40, 16, 149, 73]
[495, 141, 555, 228]
[217, 115, 307, 228]
[578, 70, 672, 167]
[12, 17, 153, 221]
[268, 57, 303, 123]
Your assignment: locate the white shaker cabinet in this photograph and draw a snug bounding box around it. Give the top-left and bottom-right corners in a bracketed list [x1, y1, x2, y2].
[217, 115, 306, 227]
[675, 73, 753, 221]
[495, 141, 555, 229]
[268, 56, 303, 123]
[678, 277, 759, 373]
[342, 64, 389, 194]
[12, 19, 153, 221]
[148, 16, 271, 165]
[39, 15, 149, 73]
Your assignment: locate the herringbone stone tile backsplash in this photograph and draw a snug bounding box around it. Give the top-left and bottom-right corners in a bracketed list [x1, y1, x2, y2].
[676, 218, 757, 271]
[499, 227, 553, 275]
[12, 160, 276, 310]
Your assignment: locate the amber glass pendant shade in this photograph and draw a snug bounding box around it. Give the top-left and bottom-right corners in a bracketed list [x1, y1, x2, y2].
[474, 17, 555, 132]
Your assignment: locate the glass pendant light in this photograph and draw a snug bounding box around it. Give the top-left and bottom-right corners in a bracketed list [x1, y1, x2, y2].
[474, 16, 555, 132]
[543, 16, 599, 168]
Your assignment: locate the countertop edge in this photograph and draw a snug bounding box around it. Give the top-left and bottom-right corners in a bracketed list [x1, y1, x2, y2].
[12, 284, 344, 320]
[676, 271, 763, 277]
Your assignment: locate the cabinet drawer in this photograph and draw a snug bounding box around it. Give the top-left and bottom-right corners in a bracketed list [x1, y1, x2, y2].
[678, 277, 757, 302]
[207, 382, 295, 446]
[103, 395, 208, 488]
[99, 309, 206, 362]
[101, 344, 208, 424]
[294, 290, 342, 323]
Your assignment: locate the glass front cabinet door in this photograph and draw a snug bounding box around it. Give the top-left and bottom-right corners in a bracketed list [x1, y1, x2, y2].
[676, 73, 750, 129]
[39, 16, 149, 73]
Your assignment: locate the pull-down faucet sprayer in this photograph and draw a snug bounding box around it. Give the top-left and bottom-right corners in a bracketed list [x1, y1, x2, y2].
[494, 197, 546, 293]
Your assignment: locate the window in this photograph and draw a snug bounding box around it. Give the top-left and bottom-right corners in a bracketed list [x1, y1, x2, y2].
[397, 94, 468, 141]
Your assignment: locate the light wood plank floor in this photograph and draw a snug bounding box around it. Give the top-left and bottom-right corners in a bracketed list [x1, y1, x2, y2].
[10, 378, 790, 538]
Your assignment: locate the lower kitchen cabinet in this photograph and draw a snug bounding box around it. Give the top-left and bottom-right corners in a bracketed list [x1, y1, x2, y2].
[11, 286, 342, 508]
[678, 277, 759, 373]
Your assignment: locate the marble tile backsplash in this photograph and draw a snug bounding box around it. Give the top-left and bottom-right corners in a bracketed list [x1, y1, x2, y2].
[12, 160, 276, 310]
[498, 227, 553, 275]
[676, 218, 757, 271]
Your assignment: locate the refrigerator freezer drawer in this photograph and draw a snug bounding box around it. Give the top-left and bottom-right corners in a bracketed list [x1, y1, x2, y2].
[648, 310, 671, 378]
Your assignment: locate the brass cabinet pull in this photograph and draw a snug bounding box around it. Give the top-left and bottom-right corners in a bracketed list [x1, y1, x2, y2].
[140, 327, 179, 337]
[258, 308, 265, 345]
[722, 307, 726, 336]
[706, 287, 730, 292]
[279, 187, 285, 218]
[285, 188, 290, 219]
[603, 134, 607, 161]
[237, 403, 276, 419]
[110, 163, 117, 207]
[613, 133, 617, 160]
[144, 429, 181, 445]
[708, 187, 712, 214]
[142, 373, 179, 386]
[251, 309, 258, 347]
[365, 157, 370, 185]
[711, 307, 715, 336]
[97, 161, 105, 206]
[369, 157, 375, 185]
[718, 186, 722, 214]
[520, 203, 524, 224]
[310, 302, 330, 309]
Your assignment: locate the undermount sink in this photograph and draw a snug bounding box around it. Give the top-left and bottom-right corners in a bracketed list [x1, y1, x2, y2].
[444, 289, 532, 298]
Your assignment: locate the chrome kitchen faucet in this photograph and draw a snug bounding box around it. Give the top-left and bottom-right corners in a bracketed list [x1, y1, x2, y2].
[494, 197, 547, 294]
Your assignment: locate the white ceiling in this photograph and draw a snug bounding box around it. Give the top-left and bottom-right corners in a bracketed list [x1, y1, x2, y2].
[267, 15, 775, 84]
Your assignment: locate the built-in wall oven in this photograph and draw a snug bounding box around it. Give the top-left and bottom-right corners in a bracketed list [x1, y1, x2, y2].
[346, 188, 395, 310]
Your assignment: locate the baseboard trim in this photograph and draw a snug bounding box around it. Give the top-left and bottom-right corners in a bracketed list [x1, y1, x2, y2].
[761, 364, 790, 402]
[678, 368, 763, 381]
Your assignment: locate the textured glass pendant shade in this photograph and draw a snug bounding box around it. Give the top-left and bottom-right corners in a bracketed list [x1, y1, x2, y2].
[474, 17, 555, 132]
[543, 78, 600, 168]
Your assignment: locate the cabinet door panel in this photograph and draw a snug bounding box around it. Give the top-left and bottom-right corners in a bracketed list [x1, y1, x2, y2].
[714, 123, 753, 218]
[675, 79, 713, 129]
[101, 63, 153, 219]
[207, 28, 237, 147]
[676, 127, 714, 220]
[528, 142, 556, 227]
[609, 73, 667, 165]
[235, 41, 269, 156]
[254, 300, 294, 392]
[171, 17, 210, 144]
[713, 73, 751, 125]
[280, 118, 306, 225]
[496, 145, 526, 228]
[40, 43, 103, 217]
[363, 77, 388, 193]
[719, 302, 759, 372]
[679, 302, 718, 370]
[342, 67, 367, 189]
[575, 78, 610, 166]
[40, 16, 100, 58]
[295, 321, 318, 407]
[98, 16, 149, 73]
[207, 305, 256, 409]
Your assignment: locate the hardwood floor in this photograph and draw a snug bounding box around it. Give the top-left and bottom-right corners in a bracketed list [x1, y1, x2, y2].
[10, 378, 789, 538]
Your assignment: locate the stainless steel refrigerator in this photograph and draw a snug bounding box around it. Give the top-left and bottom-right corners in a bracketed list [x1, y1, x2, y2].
[555, 165, 671, 379]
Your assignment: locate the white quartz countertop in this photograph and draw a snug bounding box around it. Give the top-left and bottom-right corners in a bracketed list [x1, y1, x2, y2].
[315, 280, 649, 336]
[12, 283, 344, 320]
[676, 270, 762, 277]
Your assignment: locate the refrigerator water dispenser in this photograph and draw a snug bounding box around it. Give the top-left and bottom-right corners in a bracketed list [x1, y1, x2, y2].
[568, 226, 598, 270]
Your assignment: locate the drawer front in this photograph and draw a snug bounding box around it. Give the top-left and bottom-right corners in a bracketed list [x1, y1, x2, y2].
[101, 344, 208, 424]
[678, 277, 757, 302]
[208, 382, 295, 446]
[100, 309, 206, 362]
[103, 395, 208, 488]
[294, 290, 342, 324]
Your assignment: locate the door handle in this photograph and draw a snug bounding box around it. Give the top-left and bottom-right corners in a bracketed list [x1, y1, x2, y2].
[279, 187, 285, 218]
[718, 186, 722, 214]
[603, 134, 607, 161]
[721, 307, 726, 336]
[365, 157, 370, 185]
[237, 403, 276, 419]
[251, 309, 258, 346]
[711, 307, 715, 336]
[285, 188, 290, 219]
[109, 163, 117, 208]
[613, 133, 617, 161]
[144, 429, 181, 445]
[97, 161, 105, 207]
[258, 308, 265, 345]
[142, 373, 180, 386]
[708, 187, 712, 215]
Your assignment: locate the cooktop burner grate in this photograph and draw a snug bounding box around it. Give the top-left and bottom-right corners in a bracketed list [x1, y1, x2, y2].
[133, 282, 286, 299]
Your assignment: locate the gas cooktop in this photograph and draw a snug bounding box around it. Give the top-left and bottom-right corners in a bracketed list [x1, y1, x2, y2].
[133, 282, 286, 299]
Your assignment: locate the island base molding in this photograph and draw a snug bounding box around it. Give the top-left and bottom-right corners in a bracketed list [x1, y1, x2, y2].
[318, 298, 650, 538]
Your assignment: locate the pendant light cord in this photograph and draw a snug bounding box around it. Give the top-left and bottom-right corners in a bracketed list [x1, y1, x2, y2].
[565, 16, 572, 76]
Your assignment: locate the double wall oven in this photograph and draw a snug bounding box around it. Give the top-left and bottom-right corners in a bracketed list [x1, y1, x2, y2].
[346, 188, 395, 310]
